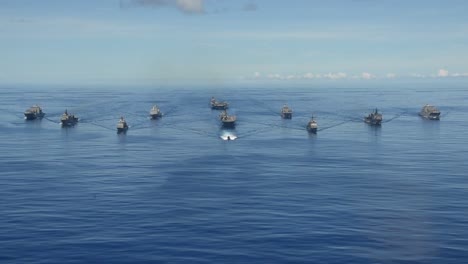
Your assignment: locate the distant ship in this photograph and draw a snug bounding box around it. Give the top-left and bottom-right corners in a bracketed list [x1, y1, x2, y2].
[24, 105, 45, 120]
[116, 116, 129, 133]
[306, 116, 318, 133]
[219, 110, 236, 128]
[60, 110, 79, 127]
[419, 104, 440, 120]
[210, 97, 229, 110]
[149, 105, 162, 119]
[364, 108, 383, 125]
[281, 104, 293, 119]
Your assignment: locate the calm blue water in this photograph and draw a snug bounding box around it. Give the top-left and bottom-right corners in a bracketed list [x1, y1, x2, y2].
[1, 85, 468, 263]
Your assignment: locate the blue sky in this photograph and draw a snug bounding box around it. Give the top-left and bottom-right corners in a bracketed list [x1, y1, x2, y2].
[1, 0, 468, 86]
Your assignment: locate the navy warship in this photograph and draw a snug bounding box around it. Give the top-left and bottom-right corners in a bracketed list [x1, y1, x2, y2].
[306, 116, 318, 133]
[281, 104, 293, 119]
[210, 97, 229, 110]
[117, 116, 129, 133]
[419, 104, 440, 120]
[149, 105, 162, 119]
[24, 105, 45, 120]
[364, 108, 383, 125]
[60, 110, 79, 127]
[219, 110, 236, 128]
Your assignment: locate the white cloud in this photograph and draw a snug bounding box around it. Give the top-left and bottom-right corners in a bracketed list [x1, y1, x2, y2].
[253, 71, 379, 80]
[249, 70, 468, 81]
[438, 69, 449, 77]
[451, 72, 468, 77]
[323, 72, 347, 79]
[261, 72, 347, 80]
[303, 73, 315, 79]
[176, 0, 204, 14]
[267, 73, 282, 79]
[361, 72, 374, 79]
[410, 73, 426, 78]
[127, 0, 204, 14]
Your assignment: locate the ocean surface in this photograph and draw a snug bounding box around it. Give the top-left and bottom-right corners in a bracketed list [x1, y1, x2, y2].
[1, 85, 467, 263]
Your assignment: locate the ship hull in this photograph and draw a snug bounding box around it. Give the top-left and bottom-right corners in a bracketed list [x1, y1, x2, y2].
[212, 104, 228, 110]
[365, 119, 382, 126]
[150, 114, 162, 120]
[222, 121, 236, 128]
[281, 113, 292, 119]
[117, 127, 128, 134]
[419, 112, 440, 120]
[24, 113, 44, 120]
[307, 124, 318, 133]
[24, 113, 37, 120]
[61, 121, 78, 127]
[61, 118, 78, 127]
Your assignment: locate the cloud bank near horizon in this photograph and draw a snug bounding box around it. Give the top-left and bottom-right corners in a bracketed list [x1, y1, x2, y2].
[247, 69, 468, 81]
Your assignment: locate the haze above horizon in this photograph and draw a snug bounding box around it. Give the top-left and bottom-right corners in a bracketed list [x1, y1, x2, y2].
[1, 0, 468, 86]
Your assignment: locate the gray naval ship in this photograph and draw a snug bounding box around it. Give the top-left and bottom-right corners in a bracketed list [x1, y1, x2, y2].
[60, 109, 79, 127]
[364, 108, 383, 125]
[419, 104, 440, 120]
[281, 104, 293, 119]
[149, 105, 162, 119]
[24, 105, 45, 120]
[306, 116, 318, 133]
[117, 116, 129, 133]
[219, 110, 236, 128]
[210, 97, 229, 110]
